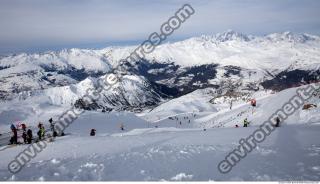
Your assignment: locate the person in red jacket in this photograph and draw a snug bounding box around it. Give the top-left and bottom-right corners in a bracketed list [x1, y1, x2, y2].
[250, 99, 257, 107]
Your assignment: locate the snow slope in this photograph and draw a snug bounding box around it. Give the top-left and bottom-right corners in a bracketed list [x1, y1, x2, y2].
[141, 88, 218, 123]
[0, 122, 319, 181]
[0, 73, 162, 132]
[142, 84, 320, 129]
[0, 84, 319, 181]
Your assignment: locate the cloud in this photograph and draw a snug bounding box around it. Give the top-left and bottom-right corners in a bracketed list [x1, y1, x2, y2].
[0, 0, 319, 54]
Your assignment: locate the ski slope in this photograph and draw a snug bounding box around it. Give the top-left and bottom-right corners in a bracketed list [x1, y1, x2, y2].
[0, 123, 319, 181]
[0, 84, 319, 181]
[143, 84, 320, 129]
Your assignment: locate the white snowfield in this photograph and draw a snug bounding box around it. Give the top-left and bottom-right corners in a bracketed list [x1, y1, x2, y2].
[1, 125, 319, 181]
[0, 84, 319, 181]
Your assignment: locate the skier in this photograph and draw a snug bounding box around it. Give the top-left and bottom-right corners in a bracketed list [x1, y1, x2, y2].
[26, 129, 33, 144]
[49, 118, 53, 129]
[9, 124, 18, 144]
[120, 123, 125, 131]
[250, 99, 257, 114]
[49, 118, 58, 137]
[90, 129, 96, 136]
[235, 124, 239, 128]
[37, 123, 45, 141]
[21, 123, 27, 144]
[250, 99, 257, 107]
[21, 123, 26, 130]
[243, 118, 249, 127]
[275, 117, 281, 127]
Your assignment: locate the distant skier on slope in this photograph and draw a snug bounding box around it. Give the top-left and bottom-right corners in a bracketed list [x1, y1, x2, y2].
[90, 129, 96, 136]
[9, 124, 18, 145]
[26, 129, 33, 144]
[275, 117, 281, 127]
[120, 123, 125, 131]
[250, 99, 257, 114]
[49, 118, 58, 137]
[21, 123, 27, 144]
[37, 123, 45, 141]
[250, 99, 257, 107]
[243, 118, 249, 127]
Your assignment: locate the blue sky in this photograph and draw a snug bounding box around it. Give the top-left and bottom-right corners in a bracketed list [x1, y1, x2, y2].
[0, 0, 320, 54]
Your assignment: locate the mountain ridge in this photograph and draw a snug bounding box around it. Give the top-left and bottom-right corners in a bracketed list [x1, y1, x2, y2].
[0, 30, 320, 112]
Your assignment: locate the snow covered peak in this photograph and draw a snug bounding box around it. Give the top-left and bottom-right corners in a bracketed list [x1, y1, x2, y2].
[194, 30, 319, 44]
[0, 48, 112, 73]
[265, 31, 318, 43]
[0, 30, 320, 101]
[196, 30, 320, 44]
[215, 29, 251, 42]
[144, 30, 320, 68]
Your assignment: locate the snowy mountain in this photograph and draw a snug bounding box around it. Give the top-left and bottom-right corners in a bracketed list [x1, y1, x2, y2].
[0, 49, 114, 100]
[214, 29, 252, 42]
[0, 30, 320, 112]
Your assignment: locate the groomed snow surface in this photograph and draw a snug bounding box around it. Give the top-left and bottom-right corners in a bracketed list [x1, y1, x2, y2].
[0, 84, 320, 181]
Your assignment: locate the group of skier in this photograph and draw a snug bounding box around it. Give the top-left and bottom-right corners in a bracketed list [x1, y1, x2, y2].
[240, 116, 281, 128]
[90, 123, 125, 136]
[9, 123, 33, 145]
[8, 118, 59, 145]
[237, 99, 281, 128]
[168, 114, 196, 128]
[238, 99, 256, 128]
[6, 98, 282, 142]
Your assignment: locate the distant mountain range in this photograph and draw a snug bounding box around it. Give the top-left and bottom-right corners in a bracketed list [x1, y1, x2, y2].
[0, 30, 319, 111]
